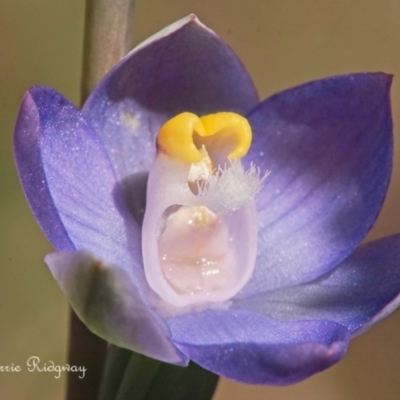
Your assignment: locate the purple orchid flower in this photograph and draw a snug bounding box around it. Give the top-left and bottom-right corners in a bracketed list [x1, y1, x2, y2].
[13, 14, 400, 385]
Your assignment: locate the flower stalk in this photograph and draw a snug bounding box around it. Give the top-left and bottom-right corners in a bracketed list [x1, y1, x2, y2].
[81, 0, 136, 102]
[67, 1, 136, 399]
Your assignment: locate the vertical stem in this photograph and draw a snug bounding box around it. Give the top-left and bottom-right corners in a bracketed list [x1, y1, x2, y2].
[67, 1, 136, 400]
[81, 0, 136, 102]
[67, 312, 107, 400]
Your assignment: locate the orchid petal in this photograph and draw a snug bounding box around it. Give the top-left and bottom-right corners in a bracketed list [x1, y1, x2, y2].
[234, 234, 400, 334]
[14, 88, 74, 251]
[46, 250, 188, 365]
[168, 310, 349, 385]
[14, 87, 145, 283]
[82, 15, 259, 182]
[242, 73, 393, 294]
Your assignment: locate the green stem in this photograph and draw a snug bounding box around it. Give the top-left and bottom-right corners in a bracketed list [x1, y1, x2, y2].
[66, 311, 107, 400]
[67, 1, 136, 399]
[80, 0, 136, 102]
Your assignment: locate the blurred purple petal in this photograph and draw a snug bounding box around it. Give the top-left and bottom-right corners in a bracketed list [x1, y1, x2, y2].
[234, 234, 400, 334]
[14, 87, 144, 284]
[46, 251, 188, 365]
[242, 73, 393, 295]
[82, 15, 258, 181]
[168, 310, 349, 385]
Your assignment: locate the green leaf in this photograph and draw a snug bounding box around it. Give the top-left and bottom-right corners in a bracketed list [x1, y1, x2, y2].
[98, 345, 219, 400]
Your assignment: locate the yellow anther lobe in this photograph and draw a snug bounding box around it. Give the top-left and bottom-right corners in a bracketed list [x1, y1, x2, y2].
[199, 113, 252, 160]
[157, 113, 205, 163]
[157, 112, 252, 163]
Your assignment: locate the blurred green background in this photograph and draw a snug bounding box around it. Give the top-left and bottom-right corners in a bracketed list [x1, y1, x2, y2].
[1, 0, 400, 399]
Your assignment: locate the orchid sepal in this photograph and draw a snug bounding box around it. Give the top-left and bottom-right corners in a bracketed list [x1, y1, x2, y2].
[45, 250, 188, 365]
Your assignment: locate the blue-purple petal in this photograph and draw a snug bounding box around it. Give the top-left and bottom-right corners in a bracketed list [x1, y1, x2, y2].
[14, 88, 74, 251]
[14, 87, 145, 285]
[168, 310, 349, 385]
[46, 251, 188, 365]
[234, 234, 400, 334]
[82, 15, 259, 181]
[242, 73, 393, 294]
